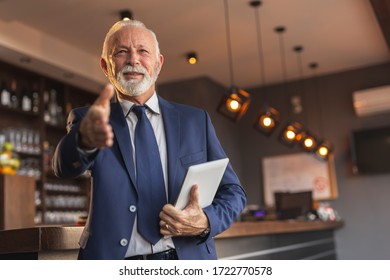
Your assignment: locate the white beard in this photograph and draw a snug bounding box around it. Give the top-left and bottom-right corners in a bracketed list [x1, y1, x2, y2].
[116, 65, 158, 97]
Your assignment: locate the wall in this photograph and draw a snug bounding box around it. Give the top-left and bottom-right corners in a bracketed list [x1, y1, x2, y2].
[158, 62, 390, 259]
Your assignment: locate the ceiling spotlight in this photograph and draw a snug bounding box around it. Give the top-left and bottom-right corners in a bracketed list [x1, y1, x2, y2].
[186, 52, 198, 64]
[217, 86, 251, 122]
[254, 105, 280, 136]
[279, 121, 304, 147]
[120, 10, 133, 21]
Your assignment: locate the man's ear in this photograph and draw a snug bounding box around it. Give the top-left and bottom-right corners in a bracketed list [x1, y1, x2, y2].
[100, 58, 108, 77]
[156, 54, 164, 76]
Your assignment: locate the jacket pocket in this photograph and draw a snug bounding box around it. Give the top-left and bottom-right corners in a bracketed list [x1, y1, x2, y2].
[180, 151, 206, 167]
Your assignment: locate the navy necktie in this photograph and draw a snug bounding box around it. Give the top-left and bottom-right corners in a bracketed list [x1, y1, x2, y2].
[132, 105, 166, 244]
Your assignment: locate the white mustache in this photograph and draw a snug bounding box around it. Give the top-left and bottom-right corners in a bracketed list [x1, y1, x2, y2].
[121, 65, 148, 76]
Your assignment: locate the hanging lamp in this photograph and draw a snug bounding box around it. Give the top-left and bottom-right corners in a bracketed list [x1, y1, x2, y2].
[251, 0, 280, 136]
[292, 45, 318, 153]
[275, 26, 302, 147]
[309, 62, 334, 160]
[217, 0, 251, 122]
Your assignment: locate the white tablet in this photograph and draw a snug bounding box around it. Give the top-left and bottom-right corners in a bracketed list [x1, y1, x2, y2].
[174, 158, 229, 210]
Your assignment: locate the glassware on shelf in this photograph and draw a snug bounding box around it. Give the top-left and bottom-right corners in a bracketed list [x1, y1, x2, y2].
[44, 210, 88, 224]
[2, 128, 41, 155]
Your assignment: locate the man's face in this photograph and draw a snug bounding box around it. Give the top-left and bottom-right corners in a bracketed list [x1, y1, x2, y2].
[103, 26, 163, 100]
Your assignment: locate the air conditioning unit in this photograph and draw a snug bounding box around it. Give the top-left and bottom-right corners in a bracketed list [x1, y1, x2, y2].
[353, 85, 390, 117]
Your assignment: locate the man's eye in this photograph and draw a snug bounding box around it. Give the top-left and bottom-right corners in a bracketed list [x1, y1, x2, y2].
[114, 50, 127, 57]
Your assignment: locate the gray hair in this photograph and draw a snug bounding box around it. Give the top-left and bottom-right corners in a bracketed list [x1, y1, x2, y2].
[101, 19, 160, 61]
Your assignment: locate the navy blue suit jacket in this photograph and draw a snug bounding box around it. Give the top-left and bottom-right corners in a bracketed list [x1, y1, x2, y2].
[53, 96, 246, 260]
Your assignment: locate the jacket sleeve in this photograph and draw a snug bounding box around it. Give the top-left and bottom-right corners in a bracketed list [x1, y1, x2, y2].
[52, 107, 98, 179]
[201, 111, 247, 239]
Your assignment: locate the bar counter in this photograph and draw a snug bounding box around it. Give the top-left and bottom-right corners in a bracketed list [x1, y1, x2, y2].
[0, 220, 343, 260]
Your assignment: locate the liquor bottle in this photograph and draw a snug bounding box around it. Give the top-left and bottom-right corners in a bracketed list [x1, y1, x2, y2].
[9, 79, 19, 109]
[0, 81, 10, 107]
[43, 90, 50, 123]
[31, 83, 39, 113]
[32, 91, 39, 113]
[48, 89, 58, 125]
[21, 87, 32, 112]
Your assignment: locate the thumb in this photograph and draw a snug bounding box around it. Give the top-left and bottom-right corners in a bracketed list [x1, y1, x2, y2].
[188, 185, 200, 207]
[94, 83, 114, 107]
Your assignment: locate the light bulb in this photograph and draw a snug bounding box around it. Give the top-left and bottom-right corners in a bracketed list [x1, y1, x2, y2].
[318, 146, 329, 156]
[262, 116, 273, 127]
[286, 130, 296, 140]
[227, 99, 240, 112]
[304, 138, 314, 148]
[188, 57, 197, 64]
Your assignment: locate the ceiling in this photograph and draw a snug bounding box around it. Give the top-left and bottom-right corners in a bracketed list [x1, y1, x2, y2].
[0, 0, 389, 92]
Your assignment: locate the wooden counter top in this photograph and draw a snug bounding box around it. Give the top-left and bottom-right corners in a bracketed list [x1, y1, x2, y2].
[0, 220, 343, 254]
[217, 220, 344, 239]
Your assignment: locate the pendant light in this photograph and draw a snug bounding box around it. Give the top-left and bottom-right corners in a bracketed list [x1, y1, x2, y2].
[280, 121, 304, 147]
[251, 0, 280, 136]
[217, 0, 251, 122]
[292, 45, 318, 153]
[275, 26, 303, 146]
[309, 62, 334, 160]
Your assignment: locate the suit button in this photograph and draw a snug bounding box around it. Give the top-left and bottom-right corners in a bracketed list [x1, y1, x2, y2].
[120, 238, 128, 247]
[129, 205, 137, 212]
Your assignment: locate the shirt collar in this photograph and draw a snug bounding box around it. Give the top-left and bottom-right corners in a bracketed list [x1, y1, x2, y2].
[119, 91, 160, 117]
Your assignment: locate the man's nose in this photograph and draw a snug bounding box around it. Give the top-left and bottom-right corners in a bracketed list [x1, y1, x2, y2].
[126, 50, 140, 65]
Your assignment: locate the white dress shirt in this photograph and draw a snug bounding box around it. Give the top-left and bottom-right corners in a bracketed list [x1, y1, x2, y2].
[117, 92, 175, 257]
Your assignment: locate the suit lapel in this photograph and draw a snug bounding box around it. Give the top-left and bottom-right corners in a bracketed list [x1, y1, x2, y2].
[159, 97, 181, 204]
[110, 102, 137, 190]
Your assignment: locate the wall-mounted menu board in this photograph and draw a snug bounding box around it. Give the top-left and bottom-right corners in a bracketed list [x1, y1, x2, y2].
[262, 153, 338, 207]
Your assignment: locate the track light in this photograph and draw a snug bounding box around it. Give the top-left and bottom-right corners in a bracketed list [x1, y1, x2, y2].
[254, 105, 280, 136]
[186, 52, 198, 64]
[279, 121, 304, 147]
[218, 86, 251, 122]
[120, 10, 133, 21]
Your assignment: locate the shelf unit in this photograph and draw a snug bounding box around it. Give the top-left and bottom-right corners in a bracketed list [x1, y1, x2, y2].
[0, 60, 97, 226]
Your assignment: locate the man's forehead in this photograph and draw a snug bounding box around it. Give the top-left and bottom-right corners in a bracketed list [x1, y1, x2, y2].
[112, 26, 153, 43]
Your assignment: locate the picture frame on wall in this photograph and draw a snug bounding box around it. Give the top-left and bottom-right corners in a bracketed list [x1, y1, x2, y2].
[262, 153, 338, 207]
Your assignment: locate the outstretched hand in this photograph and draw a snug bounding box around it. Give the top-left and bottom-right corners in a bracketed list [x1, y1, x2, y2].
[79, 84, 115, 149]
[159, 185, 209, 236]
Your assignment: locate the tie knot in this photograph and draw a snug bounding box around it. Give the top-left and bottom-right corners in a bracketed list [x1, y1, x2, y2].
[132, 105, 147, 120]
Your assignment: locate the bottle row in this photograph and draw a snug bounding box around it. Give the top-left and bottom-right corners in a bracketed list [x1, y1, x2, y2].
[0, 80, 39, 113]
[0, 80, 65, 126]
